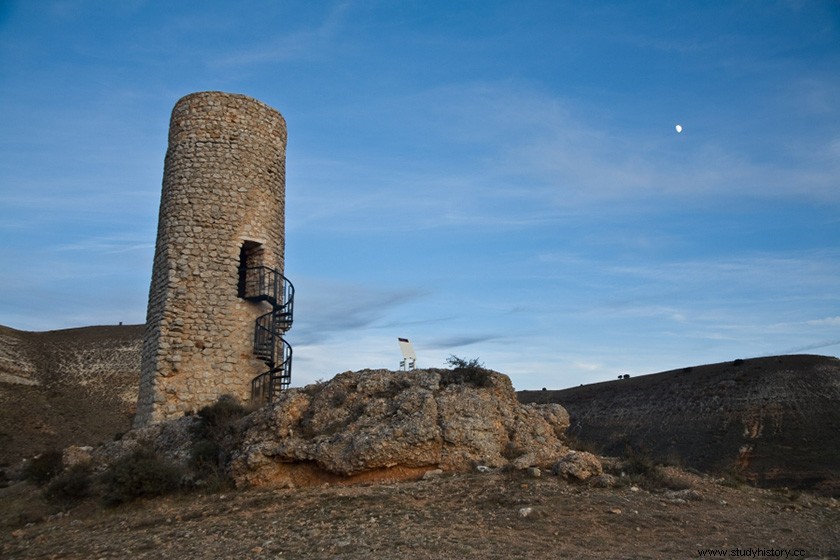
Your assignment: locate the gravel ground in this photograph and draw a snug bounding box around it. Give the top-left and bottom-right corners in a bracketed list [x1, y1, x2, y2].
[2, 468, 839, 559]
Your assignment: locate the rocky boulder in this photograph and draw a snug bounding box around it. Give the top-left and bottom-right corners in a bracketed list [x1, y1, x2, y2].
[230, 369, 571, 487]
[92, 415, 198, 468]
[552, 450, 603, 481]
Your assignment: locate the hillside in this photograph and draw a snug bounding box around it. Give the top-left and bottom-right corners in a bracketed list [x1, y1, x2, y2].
[1, 328, 839, 558]
[2, 355, 839, 559]
[519, 355, 840, 496]
[2, 323, 839, 498]
[0, 324, 143, 469]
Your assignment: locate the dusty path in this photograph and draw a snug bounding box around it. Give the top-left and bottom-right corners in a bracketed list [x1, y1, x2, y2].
[2, 470, 838, 559]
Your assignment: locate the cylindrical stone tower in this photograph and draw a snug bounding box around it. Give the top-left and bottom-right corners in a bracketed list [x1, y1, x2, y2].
[135, 91, 287, 427]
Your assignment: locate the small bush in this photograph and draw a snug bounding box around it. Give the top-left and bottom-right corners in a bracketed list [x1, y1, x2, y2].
[188, 438, 234, 492]
[616, 444, 694, 491]
[622, 443, 655, 476]
[188, 395, 250, 486]
[502, 441, 526, 461]
[23, 450, 64, 486]
[441, 355, 494, 388]
[661, 450, 685, 468]
[193, 395, 247, 442]
[565, 433, 600, 454]
[189, 439, 222, 477]
[101, 448, 184, 506]
[647, 468, 694, 491]
[44, 464, 92, 505]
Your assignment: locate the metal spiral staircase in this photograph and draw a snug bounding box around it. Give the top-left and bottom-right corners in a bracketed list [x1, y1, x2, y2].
[242, 266, 294, 403]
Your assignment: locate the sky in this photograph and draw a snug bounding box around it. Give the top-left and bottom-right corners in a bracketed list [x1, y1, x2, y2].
[1, 1, 839, 390]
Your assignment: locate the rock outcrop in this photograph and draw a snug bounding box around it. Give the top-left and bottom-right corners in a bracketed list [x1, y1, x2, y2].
[552, 451, 603, 481]
[230, 369, 571, 487]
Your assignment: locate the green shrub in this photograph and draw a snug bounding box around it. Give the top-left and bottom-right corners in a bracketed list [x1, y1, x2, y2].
[616, 444, 694, 491]
[23, 450, 64, 486]
[622, 443, 655, 476]
[648, 468, 693, 491]
[189, 439, 221, 475]
[101, 448, 184, 505]
[188, 395, 249, 482]
[564, 433, 600, 454]
[44, 464, 92, 505]
[441, 355, 494, 388]
[188, 438, 234, 492]
[193, 395, 247, 442]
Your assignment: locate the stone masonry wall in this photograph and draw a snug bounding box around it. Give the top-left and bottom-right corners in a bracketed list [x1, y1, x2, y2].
[135, 92, 287, 426]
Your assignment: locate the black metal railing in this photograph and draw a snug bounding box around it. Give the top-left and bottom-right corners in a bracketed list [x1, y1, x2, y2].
[250, 337, 292, 403]
[243, 266, 294, 404]
[243, 266, 294, 316]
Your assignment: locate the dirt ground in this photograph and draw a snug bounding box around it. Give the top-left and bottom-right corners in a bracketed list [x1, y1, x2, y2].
[2, 467, 838, 560]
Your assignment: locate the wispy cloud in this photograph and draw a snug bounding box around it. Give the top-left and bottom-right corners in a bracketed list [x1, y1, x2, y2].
[423, 334, 502, 350]
[288, 78, 840, 237]
[212, 1, 353, 67]
[289, 279, 426, 346]
[781, 339, 840, 354]
[52, 234, 154, 254]
[808, 316, 840, 327]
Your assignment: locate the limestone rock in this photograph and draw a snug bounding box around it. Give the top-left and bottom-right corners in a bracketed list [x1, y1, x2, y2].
[422, 469, 444, 480]
[665, 488, 703, 502]
[518, 507, 533, 517]
[528, 403, 570, 440]
[552, 450, 603, 481]
[62, 446, 93, 468]
[590, 473, 619, 488]
[230, 369, 571, 487]
[93, 415, 198, 469]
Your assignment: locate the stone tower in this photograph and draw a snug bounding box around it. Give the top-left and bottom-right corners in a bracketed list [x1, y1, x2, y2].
[135, 91, 293, 427]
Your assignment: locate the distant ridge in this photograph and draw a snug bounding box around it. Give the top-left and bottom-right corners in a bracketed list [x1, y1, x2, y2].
[0, 323, 143, 468]
[2, 323, 839, 497]
[519, 354, 840, 495]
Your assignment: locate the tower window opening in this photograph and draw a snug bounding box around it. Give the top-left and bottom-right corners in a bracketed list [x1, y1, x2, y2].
[238, 240, 264, 298]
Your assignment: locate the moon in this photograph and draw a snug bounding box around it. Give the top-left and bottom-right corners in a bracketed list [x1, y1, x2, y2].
[675, 124, 683, 133]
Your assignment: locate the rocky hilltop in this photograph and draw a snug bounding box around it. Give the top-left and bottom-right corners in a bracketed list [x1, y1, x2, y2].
[519, 354, 840, 495]
[0, 324, 142, 467]
[79, 367, 583, 489]
[230, 368, 576, 487]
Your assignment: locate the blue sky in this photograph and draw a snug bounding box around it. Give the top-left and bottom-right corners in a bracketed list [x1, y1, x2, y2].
[1, 1, 839, 390]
